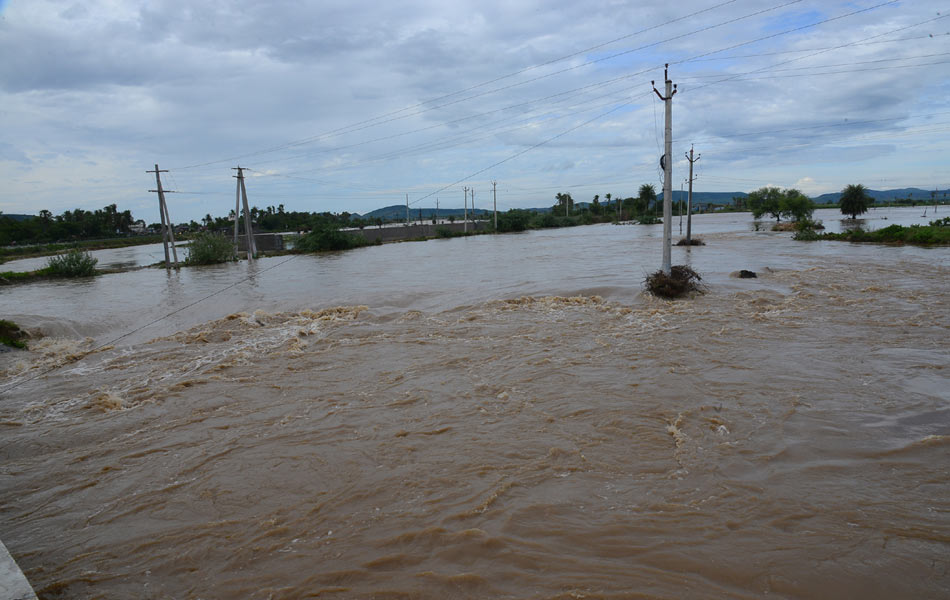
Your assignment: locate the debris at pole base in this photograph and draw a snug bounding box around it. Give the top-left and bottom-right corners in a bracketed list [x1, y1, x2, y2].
[739, 270, 757, 278]
[675, 237, 705, 246]
[645, 265, 704, 299]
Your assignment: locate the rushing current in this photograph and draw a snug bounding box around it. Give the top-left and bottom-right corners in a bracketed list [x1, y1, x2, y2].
[1, 208, 948, 599]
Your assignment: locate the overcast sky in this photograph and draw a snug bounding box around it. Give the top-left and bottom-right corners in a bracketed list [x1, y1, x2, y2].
[1, 0, 948, 223]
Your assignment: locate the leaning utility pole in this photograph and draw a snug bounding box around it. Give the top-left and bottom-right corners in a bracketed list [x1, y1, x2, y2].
[147, 164, 178, 269]
[685, 145, 701, 244]
[492, 180, 498, 230]
[232, 167, 257, 259]
[653, 64, 677, 275]
[463, 186, 469, 233]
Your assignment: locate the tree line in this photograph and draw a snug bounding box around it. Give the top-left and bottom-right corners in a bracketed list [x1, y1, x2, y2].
[0, 204, 135, 245]
[0, 182, 885, 247]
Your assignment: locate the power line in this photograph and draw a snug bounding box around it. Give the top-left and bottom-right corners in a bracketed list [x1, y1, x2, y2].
[677, 111, 950, 145]
[684, 8, 945, 94]
[182, 1, 921, 188]
[685, 32, 950, 62]
[409, 92, 651, 206]
[169, 0, 801, 171]
[238, 1, 918, 183]
[678, 51, 950, 79]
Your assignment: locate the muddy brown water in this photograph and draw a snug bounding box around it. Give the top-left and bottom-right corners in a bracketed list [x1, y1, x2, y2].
[1, 211, 948, 599]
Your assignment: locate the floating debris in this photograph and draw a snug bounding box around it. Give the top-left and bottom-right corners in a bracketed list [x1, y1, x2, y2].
[645, 265, 704, 299]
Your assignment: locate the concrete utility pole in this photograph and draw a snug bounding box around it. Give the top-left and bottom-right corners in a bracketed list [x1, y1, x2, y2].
[492, 180, 498, 230]
[406, 193, 410, 226]
[233, 171, 241, 247]
[471, 188, 476, 227]
[147, 164, 178, 269]
[232, 167, 257, 259]
[463, 186, 469, 233]
[436, 198, 439, 223]
[653, 64, 677, 275]
[685, 144, 701, 244]
[679, 181, 684, 234]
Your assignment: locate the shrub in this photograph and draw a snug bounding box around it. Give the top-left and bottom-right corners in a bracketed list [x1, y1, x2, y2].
[185, 233, 237, 265]
[792, 227, 821, 241]
[46, 249, 97, 277]
[295, 224, 370, 252]
[495, 210, 531, 232]
[436, 227, 457, 238]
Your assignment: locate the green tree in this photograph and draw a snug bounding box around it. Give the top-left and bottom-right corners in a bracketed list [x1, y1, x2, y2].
[839, 183, 871, 219]
[781, 189, 815, 222]
[747, 186, 784, 221]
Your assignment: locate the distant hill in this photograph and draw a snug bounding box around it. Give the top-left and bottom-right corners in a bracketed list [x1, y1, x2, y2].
[813, 187, 947, 205]
[361, 205, 491, 221]
[0, 213, 35, 221]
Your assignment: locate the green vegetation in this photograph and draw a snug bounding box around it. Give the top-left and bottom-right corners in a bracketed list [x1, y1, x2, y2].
[2, 249, 99, 284]
[747, 186, 815, 222]
[294, 224, 370, 252]
[184, 233, 237, 265]
[795, 217, 950, 245]
[839, 183, 871, 219]
[46, 249, 98, 277]
[0, 319, 27, 349]
[0, 204, 137, 246]
[0, 234, 166, 263]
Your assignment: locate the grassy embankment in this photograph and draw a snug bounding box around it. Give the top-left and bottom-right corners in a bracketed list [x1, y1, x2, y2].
[0, 234, 168, 264]
[794, 217, 950, 245]
[1, 249, 99, 285]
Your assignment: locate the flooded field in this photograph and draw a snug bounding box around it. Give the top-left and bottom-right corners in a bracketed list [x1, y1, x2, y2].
[1, 208, 948, 598]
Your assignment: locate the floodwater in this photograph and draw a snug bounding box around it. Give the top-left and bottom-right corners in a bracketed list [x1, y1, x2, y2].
[1, 208, 948, 599]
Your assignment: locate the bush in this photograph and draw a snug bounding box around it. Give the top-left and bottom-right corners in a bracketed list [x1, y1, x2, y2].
[46, 249, 97, 277]
[436, 227, 457, 238]
[185, 233, 237, 265]
[295, 224, 370, 252]
[496, 210, 531, 232]
[792, 227, 821, 241]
